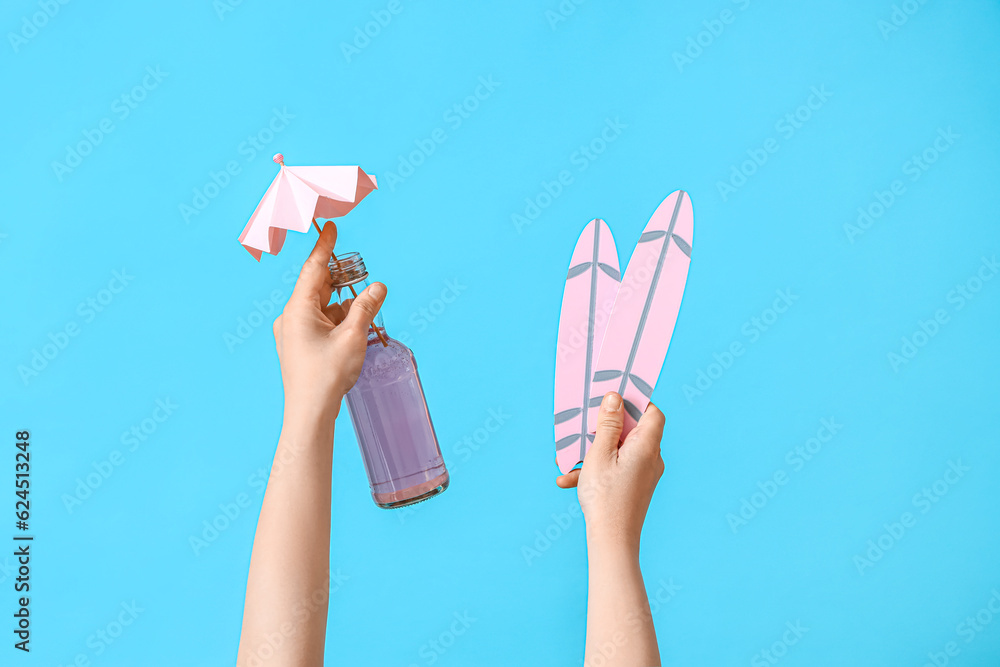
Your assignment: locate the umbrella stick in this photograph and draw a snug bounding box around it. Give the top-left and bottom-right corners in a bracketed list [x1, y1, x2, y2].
[315, 220, 388, 347]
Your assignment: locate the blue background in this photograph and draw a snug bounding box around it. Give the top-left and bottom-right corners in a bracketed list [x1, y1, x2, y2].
[2, 0, 999, 665]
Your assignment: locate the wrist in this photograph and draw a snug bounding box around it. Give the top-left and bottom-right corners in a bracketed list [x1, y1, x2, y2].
[586, 530, 641, 567]
[283, 395, 342, 435]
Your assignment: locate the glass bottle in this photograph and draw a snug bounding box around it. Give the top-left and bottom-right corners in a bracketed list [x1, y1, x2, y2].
[328, 252, 449, 509]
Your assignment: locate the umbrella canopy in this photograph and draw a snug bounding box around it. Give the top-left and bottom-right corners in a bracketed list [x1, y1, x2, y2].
[239, 153, 378, 260]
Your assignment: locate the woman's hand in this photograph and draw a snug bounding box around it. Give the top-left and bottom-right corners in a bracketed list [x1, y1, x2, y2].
[273, 221, 386, 419]
[557, 391, 665, 554]
[560, 392, 666, 666]
[239, 222, 381, 667]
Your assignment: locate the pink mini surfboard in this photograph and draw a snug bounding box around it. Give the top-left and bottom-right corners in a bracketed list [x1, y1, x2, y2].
[554, 219, 620, 474]
[587, 190, 693, 437]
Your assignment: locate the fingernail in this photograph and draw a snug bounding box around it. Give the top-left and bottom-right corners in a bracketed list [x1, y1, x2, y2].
[369, 283, 386, 299]
[603, 392, 621, 411]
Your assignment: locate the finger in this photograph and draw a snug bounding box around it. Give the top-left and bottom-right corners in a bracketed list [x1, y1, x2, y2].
[342, 282, 387, 336]
[328, 297, 353, 325]
[290, 221, 338, 306]
[591, 392, 625, 461]
[624, 401, 666, 458]
[322, 302, 347, 325]
[556, 469, 580, 489]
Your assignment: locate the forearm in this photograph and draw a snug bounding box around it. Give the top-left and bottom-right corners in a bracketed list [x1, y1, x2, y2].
[584, 539, 660, 667]
[237, 403, 339, 667]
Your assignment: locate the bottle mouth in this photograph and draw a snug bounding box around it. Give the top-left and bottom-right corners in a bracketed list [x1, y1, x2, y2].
[329, 251, 367, 287]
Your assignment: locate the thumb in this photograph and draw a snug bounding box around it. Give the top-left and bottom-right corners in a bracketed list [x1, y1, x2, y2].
[343, 282, 387, 335]
[290, 221, 338, 306]
[591, 392, 624, 459]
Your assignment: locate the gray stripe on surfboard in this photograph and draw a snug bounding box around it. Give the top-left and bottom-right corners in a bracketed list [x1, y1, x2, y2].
[623, 399, 643, 421]
[554, 407, 581, 424]
[672, 234, 691, 257]
[580, 220, 601, 464]
[598, 262, 620, 280]
[629, 373, 654, 397]
[556, 433, 582, 451]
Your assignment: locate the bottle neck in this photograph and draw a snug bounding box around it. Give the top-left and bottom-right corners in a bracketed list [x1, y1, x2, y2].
[329, 252, 386, 335]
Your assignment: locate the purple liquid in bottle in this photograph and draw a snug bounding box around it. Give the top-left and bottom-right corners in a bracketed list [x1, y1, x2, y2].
[329, 252, 449, 509]
[346, 331, 449, 508]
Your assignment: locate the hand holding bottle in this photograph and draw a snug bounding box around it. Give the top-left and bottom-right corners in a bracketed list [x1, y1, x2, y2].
[273, 221, 387, 418]
[556, 391, 665, 555]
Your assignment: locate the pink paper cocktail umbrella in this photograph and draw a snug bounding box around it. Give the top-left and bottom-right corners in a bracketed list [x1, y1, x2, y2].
[239, 153, 378, 260]
[239, 153, 387, 346]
